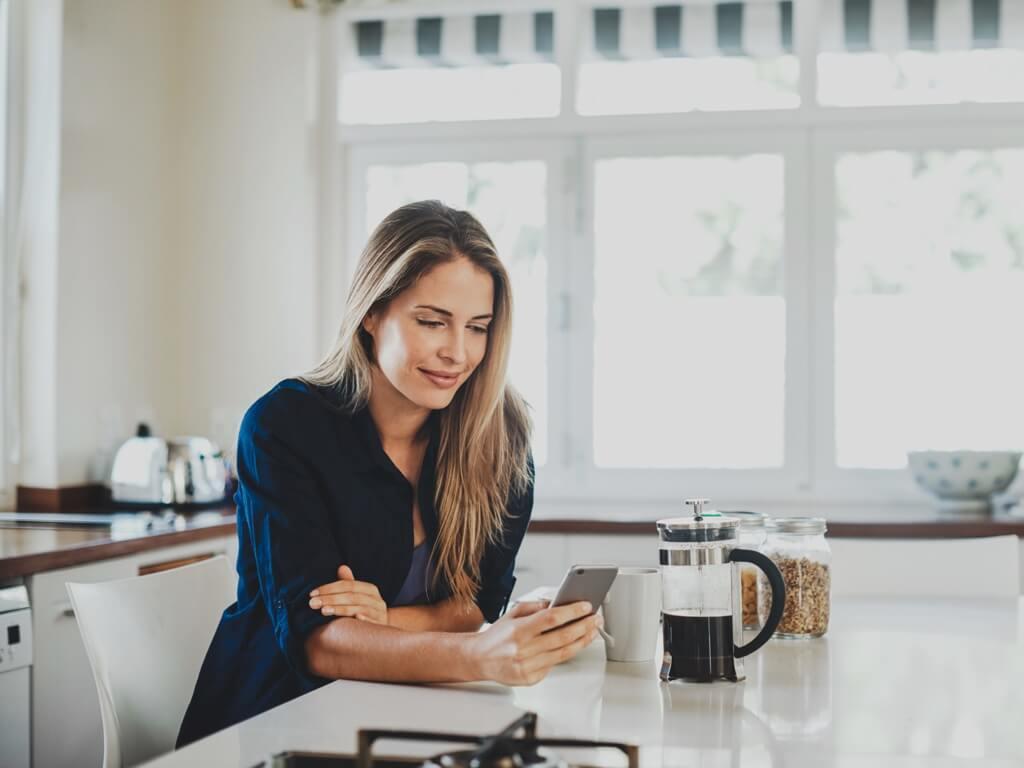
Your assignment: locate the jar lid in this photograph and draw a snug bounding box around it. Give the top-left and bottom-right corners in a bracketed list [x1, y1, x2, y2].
[719, 510, 767, 530]
[769, 516, 827, 535]
[657, 516, 739, 542]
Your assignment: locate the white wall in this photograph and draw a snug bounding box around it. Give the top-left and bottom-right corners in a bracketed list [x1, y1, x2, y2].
[55, 0, 182, 484]
[171, 0, 321, 456]
[18, 0, 323, 490]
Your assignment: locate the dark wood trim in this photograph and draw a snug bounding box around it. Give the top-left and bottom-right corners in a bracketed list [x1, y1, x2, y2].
[527, 517, 1024, 539]
[16, 484, 111, 512]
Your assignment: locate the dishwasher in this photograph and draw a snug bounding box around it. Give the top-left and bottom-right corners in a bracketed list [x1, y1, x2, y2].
[0, 584, 32, 768]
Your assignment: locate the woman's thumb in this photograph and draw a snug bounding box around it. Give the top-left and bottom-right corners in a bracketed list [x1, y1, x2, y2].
[338, 564, 355, 581]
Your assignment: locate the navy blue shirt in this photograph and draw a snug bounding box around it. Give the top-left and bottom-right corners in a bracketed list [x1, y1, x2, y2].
[177, 378, 534, 747]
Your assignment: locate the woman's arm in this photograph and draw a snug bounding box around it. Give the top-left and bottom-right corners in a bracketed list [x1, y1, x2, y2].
[305, 600, 600, 685]
[387, 598, 484, 633]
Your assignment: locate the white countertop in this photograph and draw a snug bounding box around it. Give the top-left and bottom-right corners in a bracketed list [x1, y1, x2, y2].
[144, 597, 1024, 768]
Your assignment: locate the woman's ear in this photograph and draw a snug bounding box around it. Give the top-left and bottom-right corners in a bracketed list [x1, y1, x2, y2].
[361, 312, 377, 337]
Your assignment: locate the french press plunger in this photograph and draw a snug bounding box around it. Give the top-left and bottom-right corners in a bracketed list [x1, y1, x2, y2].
[658, 498, 785, 682]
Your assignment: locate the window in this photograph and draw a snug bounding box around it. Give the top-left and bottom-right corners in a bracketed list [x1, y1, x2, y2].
[592, 153, 786, 468]
[577, 3, 800, 114]
[834, 148, 1024, 469]
[339, 11, 560, 124]
[817, 0, 1024, 106]
[334, 0, 1024, 507]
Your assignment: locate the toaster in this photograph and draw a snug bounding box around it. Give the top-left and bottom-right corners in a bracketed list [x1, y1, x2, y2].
[110, 423, 232, 506]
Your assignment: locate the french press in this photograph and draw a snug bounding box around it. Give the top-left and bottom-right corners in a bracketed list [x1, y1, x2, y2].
[657, 498, 785, 683]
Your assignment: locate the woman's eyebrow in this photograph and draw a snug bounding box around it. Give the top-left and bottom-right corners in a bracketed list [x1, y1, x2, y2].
[414, 304, 493, 320]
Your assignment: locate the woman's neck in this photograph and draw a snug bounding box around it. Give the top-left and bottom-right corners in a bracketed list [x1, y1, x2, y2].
[366, 366, 432, 449]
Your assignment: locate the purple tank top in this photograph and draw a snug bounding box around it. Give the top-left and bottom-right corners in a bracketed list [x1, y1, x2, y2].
[393, 540, 433, 606]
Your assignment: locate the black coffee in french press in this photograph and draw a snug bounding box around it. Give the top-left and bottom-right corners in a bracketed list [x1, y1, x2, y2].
[657, 499, 786, 683]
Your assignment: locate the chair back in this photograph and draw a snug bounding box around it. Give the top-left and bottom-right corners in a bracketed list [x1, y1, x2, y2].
[67, 555, 235, 767]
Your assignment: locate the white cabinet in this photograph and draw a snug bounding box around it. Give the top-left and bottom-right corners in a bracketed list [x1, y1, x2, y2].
[511, 533, 567, 601]
[29, 536, 235, 768]
[565, 534, 659, 570]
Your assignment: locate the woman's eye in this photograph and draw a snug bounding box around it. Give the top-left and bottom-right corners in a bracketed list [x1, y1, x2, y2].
[417, 319, 444, 329]
[469, 325, 489, 335]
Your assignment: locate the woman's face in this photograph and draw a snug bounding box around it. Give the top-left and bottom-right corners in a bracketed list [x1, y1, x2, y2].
[363, 256, 495, 411]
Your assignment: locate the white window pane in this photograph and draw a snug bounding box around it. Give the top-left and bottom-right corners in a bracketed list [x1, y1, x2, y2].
[578, 56, 799, 116]
[363, 162, 549, 465]
[593, 155, 786, 468]
[818, 49, 1024, 107]
[835, 149, 1024, 468]
[341, 64, 560, 125]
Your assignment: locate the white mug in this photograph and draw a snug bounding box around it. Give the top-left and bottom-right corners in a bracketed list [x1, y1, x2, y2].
[599, 567, 661, 662]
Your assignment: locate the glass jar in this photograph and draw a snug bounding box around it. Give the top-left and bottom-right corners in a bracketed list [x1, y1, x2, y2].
[720, 510, 768, 630]
[758, 517, 831, 638]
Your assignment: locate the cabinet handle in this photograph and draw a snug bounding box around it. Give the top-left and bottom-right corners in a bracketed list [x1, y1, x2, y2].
[57, 603, 75, 619]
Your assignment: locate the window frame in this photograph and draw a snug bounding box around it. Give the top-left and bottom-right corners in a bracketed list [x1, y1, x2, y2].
[330, 1, 1024, 512]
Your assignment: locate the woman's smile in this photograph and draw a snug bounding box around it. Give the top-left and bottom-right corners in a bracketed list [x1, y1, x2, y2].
[419, 368, 461, 389]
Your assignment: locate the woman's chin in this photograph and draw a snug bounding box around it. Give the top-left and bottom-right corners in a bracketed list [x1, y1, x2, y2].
[408, 385, 457, 411]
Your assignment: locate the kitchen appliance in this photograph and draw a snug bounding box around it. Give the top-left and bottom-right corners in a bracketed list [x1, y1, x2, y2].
[110, 423, 231, 506]
[657, 498, 786, 683]
[0, 585, 32, 768]
[259, 712, 638, 768]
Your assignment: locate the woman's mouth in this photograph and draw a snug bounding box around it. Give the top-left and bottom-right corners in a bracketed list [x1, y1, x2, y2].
[419, 368, 460, 389]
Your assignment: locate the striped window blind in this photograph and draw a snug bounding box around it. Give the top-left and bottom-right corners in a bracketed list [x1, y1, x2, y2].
[583, 2, 795, 59]
[351, 11, 555, 68]
[582, 0, 1024, 61]
[820, 0, 1024, 52]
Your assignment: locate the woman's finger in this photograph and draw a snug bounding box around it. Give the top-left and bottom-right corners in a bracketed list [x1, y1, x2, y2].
[521, 626, 598, 677]
[318, 604, 364, 618]
[309, 592, 383, 610]
[521, 601, 593, 636]
[519, 614, 599, 658]
[310, 580, 381, 598]
[506, 600, 548, 619]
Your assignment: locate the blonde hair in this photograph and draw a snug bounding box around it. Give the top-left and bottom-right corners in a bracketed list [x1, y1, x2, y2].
[302, 200, 533, 608]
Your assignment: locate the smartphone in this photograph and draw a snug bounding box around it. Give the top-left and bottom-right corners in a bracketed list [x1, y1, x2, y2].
[550, 564, 619, 613]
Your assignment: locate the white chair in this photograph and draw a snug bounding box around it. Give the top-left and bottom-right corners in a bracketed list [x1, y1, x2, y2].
[829, 535, 1020, 598]
[66, 555, 235, 768]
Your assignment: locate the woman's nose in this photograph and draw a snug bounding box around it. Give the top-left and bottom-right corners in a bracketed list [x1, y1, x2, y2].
[439, 328, 467, 364]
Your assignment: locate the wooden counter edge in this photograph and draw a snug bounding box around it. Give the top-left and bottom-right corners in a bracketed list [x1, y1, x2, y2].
[0, 520, 237, 581]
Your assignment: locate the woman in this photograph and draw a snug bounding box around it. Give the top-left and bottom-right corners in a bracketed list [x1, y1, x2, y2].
[177, 201, 600, 747]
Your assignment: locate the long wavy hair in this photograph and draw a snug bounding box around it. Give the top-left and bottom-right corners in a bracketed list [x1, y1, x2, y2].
[302, 200, 533, 608]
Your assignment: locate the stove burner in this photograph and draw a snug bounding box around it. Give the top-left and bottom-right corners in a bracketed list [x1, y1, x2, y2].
[355, 712, 637, 768]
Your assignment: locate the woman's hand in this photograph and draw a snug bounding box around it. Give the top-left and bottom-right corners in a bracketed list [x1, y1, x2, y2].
[309, 565, 388, 626]
[465, 600, 602, 686]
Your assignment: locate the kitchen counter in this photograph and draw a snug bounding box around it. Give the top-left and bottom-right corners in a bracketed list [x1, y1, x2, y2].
[142, 595, 1024, 767]
[0, 506, 236, 581]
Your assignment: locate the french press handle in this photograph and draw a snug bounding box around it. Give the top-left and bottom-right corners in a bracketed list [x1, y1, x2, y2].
[728, 548, 786, 658]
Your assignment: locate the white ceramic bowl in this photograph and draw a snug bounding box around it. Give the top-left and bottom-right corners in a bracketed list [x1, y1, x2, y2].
[908, 450, 1022, 511]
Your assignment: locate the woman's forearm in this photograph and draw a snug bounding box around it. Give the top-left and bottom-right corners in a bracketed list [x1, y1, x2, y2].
[388, 597, 484, 633]
[304, 618, 481, 683]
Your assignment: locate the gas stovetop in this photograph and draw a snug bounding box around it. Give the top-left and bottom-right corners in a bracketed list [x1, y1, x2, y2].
[258, 713, 638, 768]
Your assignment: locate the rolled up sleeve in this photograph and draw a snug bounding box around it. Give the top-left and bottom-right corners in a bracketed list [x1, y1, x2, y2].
[236, 398, 342, 690]
[474, 454, 535, 624]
